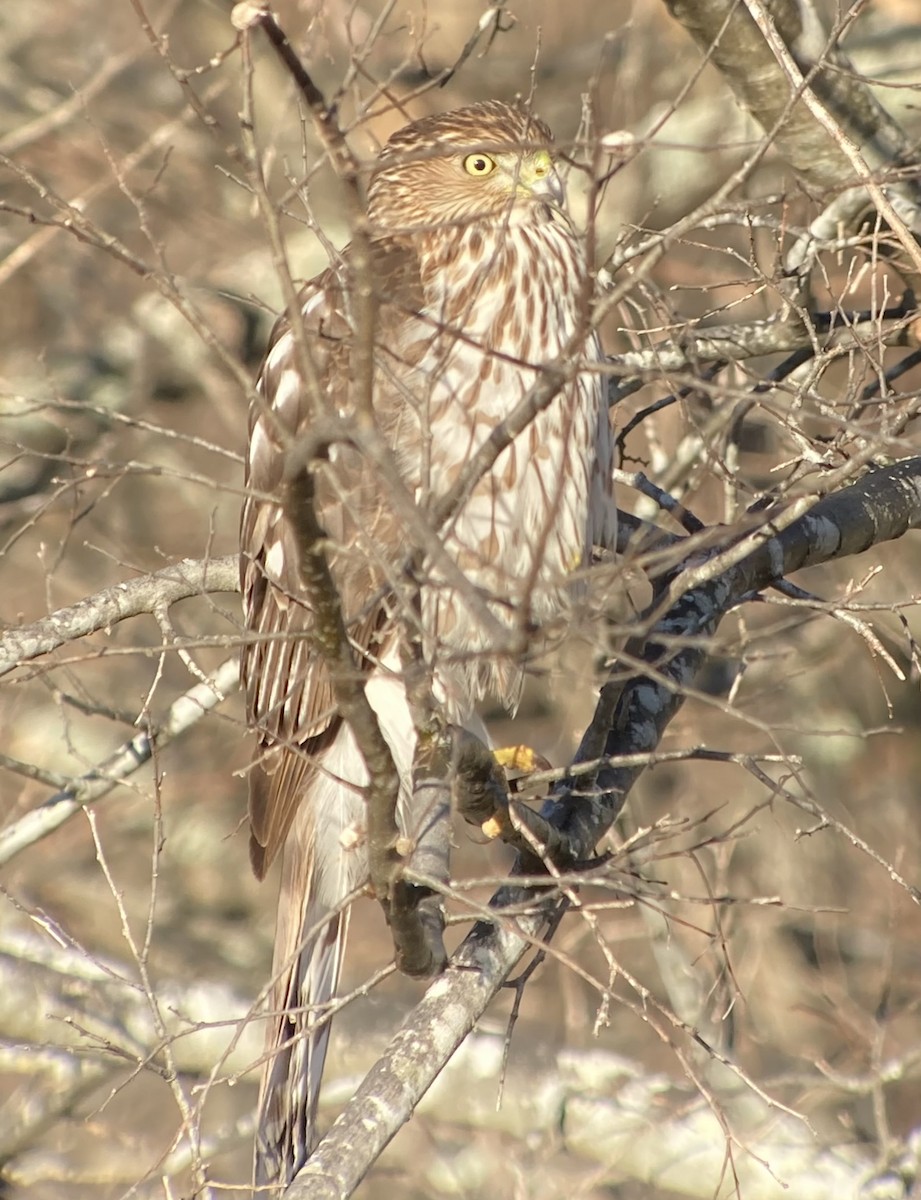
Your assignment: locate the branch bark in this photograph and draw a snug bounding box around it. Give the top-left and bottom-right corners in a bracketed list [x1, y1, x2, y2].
[665, 0, 913, 192]
[664, 0, 921, 295]
[0, 555, 238, 679]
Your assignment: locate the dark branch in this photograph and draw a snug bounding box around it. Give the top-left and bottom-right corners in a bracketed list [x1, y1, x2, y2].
[290, 455, 921, 1197]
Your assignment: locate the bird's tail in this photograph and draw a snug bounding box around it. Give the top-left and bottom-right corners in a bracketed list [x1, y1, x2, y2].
[253, 746, 365, 1188]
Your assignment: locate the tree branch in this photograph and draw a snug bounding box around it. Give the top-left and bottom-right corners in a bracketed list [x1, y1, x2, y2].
[291, 455, 921, 1196]
[665, 0, 913, 192]
[0, 556, 239, 679]
[0, 656, 239, 866]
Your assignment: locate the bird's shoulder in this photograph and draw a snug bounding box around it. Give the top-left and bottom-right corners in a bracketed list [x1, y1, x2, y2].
[253, 234, 425, 433]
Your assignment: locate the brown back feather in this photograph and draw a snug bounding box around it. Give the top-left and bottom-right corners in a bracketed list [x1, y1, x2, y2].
[240, 237, 425, 875]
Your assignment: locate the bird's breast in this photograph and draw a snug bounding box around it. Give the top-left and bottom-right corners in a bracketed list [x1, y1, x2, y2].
[398, 220, 609, 705]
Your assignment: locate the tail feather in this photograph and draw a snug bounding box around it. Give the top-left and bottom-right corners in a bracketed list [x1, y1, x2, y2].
[254, 892, 349, 1185]
[254, 662, 417, 1188]
[254, 734, 365, 1188]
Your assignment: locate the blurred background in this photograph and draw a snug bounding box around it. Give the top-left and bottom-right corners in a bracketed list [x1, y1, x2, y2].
[3, 1, 921, 1196]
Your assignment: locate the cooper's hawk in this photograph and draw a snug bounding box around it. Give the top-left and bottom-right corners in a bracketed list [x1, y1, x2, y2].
[240, 100, 616, 1186]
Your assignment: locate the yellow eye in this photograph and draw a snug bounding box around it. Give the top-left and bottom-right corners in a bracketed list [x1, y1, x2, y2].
[463, 153, 496, 177]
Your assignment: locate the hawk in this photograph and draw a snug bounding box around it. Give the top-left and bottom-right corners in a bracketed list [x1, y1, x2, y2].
[240, 100, 617, 1186]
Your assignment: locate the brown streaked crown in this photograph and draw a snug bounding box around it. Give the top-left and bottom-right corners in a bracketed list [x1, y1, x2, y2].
[366, 101, 557, 233]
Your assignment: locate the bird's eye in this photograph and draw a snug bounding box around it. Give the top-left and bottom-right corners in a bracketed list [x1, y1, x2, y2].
[463, 154, 496, 177]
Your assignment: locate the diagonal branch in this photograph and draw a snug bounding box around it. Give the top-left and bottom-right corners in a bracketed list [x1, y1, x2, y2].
[289, 455, 921, 1198]
[665, 0, 921, 295]
[740, 0, 921, 277]
[664, 0, 914, 193]
[0, 657, 240, 867]
[0, 556, 238, 679]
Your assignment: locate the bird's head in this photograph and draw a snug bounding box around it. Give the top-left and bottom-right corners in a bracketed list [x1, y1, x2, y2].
[367, 101, 565, 236]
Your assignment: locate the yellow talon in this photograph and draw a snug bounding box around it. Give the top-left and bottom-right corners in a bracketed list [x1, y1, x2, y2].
[566, 547, 583, 573]
[492, 744, 549, 773]
[481, 814, 506, 840]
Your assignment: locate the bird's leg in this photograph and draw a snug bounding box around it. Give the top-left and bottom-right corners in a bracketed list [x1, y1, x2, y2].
[453, 730, 573, 868]
[483, 744, 553, 838]
[452, 728, 512, 832]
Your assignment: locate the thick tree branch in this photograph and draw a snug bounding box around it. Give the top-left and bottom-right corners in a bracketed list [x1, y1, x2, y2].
[665, 0, 921, 297]
[665, 0, 913, 193]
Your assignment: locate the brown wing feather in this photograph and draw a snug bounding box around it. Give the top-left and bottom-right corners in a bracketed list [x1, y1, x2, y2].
[240, 240, 424, 878]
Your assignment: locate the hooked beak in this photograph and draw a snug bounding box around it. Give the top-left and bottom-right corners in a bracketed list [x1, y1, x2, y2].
[529, 166, 565, 206]
[515, 149, 566, 206]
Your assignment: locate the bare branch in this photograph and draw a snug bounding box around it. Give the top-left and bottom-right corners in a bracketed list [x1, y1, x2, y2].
[292, 457, 921, 1193]
[0, 556, 239, 679]
[0, 657, 239, 866]
[665, 0, 913, 192]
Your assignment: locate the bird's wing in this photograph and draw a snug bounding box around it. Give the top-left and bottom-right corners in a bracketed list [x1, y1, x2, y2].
[240, 241, 424, 879]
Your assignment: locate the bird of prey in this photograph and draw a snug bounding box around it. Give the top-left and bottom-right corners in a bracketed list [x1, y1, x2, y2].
[240, 99, 616, 1186]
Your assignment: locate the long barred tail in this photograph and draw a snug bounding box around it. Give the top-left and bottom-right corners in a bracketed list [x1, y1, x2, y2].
[254, 749, 361, 1187]
[254, 666, 417, 1188]
[254, 907, 348, 1185]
